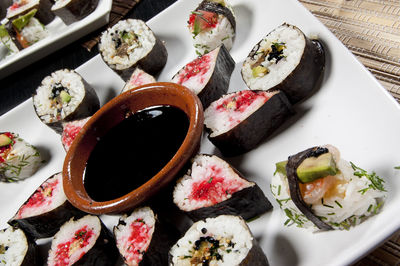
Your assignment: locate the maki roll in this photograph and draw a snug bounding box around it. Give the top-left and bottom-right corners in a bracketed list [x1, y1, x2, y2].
[9, 173, 84, 239]
[0, 132, 42, 182]
[121, 67, 156, 94]
[188, 0, 235, 55]
[32, 69, 100, 134]
[204, 90, 292, 156]
[99, 19, 168, 80]
[241, 23, 325, 104]
[51, 0, 100, 25]
[169, 215, 269, 266]
[47, 215, 118, 266]
[10, 9, 48, 49]
[0, 226, 39, 266]
[173, 154, 272, 221]
[271, 145, 386, 230]
[6, 0, 54, 24]
[114, 207, 179, 265]
[172, 45, 235, 108]
[61, 116, 90, 151]
[0, 24, 19, 61]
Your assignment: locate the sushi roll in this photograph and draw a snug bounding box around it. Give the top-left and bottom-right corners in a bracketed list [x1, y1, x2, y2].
[241, 23, 325, 104]
[6, 0, 54, 24]
[188, 0, 235, 55]
[173, 154, 272, 221]
[9, 173, 85, 239]
[0, 226, 39, 266]
[32, 69, 100, 134]
[169, 215, 269, 266]
[121, 67, 156, 94]
[51, 0, 100, 25]
[204, 90, 292, 156]
[61, 116, 90, 151]
[114, 207, 180, 265]
[0, 132, 42, 182]
[271, 145, 386, 230]
[0, 24, 19, 61]
[47, 215, 119, 266]
[172, 45, 235, 108]
[99, 19, 168, 81]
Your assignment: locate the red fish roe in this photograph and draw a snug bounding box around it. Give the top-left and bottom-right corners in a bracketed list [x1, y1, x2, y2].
[216, 90, 270, 113]
[62, 124, 82, 149]
[16, 178, 59, 219]
[188, 11, 218, 33]
[176, 53, 211, 84]
[10, 2, 22, 10]
[189, 165, 247, 205]
[0, 132, 15, 163]
[54, 226, 94, 266]
[124, 219, 152, 263]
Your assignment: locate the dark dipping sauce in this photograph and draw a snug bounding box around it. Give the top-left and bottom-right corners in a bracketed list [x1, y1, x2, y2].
[84, 105, 189, 202]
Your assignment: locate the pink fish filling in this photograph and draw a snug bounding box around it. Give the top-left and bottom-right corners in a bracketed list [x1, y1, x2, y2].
[61, 117, 90, 151]
[121, 219, 153, 264]
[122, 69, 156, 93]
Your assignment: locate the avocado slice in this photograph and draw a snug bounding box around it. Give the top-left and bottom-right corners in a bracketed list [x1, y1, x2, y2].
[60, 90, 71, 103]
[252, 66, 269, 77]
[275, 160, 287, 175]
[0, 25, 10, 39]
[297, 152, 337, 183]
[12, 9, 37, 32]
[0, 134, 12, 147]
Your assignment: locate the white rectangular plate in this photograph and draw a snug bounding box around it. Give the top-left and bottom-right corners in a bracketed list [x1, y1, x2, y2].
[0, 0, 112, 79]
[1, 0, 400, 265]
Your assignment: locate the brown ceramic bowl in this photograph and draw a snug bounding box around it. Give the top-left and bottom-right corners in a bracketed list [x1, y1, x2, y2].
[63, 82, 204, 215]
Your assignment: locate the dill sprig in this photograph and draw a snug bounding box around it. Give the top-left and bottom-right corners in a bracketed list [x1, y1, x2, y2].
[350, 162, 386, 194]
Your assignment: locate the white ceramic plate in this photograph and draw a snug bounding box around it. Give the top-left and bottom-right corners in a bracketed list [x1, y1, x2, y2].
[1, 0, 400, 265]
[0, 0, 112, 79]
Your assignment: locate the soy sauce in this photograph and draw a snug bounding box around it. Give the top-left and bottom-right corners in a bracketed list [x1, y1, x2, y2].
[84, 105, 189, 202]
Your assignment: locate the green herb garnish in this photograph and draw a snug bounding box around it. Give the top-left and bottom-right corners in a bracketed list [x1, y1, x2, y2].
[350, 162, 386, 194]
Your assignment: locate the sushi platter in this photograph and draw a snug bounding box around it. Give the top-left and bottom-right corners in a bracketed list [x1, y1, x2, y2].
[1, 0, 400, 265]
[0, 0, 112, 79]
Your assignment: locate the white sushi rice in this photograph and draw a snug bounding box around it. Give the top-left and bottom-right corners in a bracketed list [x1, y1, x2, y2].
[20, 16, 48, 45]
[33, 69, 86, 123]
[121, 68, 156, 93]
[14, 173, 66, 219]
[99, 19, 156, 70]
[204, 90, 278, 137]
[0, 31, 19, 60]
[114, 207, 155, 265]
[170, 215, 253, 266]
[242, 24, 305, 90]
[0, 133, 42, 182]
[171, 47, 218, 95]
[192, 16, 234, 55]
[47, 215, 101, 266]
[7, 0, 39, 18]
[270, 146, 386, 230]
[173, 154, 253, 211]
[0, 227, 29, 266]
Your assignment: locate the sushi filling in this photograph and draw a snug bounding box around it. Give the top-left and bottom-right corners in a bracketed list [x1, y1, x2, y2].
[121, 68, 156, 93]
[0, 227, 29, 265]
[0, 25, 19, 60]
[99, 20, 156, 70]
[170, 215, 253, 265]
[7, 0, 38, 18]
[14, 173, 66, 219]
[114, 207, 155, 265]
[204, 90, 277, 136]
[174, 155, 253, 211]
[61, 117, 90, 151]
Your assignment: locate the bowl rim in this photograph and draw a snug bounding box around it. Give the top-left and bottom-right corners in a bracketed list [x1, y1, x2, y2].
[63, 82, 204, 214]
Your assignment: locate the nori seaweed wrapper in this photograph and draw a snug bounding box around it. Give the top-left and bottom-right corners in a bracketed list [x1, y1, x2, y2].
[51, 0, 100, 25]
[196, 0, 236, 32]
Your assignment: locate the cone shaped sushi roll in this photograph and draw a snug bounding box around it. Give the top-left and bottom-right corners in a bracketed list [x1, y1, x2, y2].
[0, 226, 39, 266]
[271, 145, 386, 230]
[121, 67, 156, 94]
[51, 0, 99, 25]
[47, 215, 118, 266]
[114, 207, 180, 266]
[99, 19, 168, 81]
[172, 45, 235, 108]
[241, 23, 325, 104]
[0, 132, 42, 182]
[61, 116, 90, 151]
[9, 173, 85, 239]
[10, 9, 48, 49]
[33, 69, 100, 134]
[188, 0, 235, 55]
[0, 24, 19, 61]
[204, 90, 292, 156]
[6, 0, 54, 24]
[169, 215, 269, 266]
[173, 154, 272, 221]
